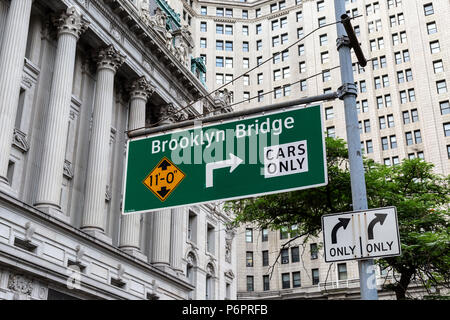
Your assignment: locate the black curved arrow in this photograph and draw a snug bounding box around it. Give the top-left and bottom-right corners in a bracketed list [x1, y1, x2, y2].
[368, 213, 387, 240]
[331, 218, 351, 244]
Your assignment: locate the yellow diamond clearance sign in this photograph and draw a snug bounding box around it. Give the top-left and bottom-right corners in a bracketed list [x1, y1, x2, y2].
[142, 157, 185, 202]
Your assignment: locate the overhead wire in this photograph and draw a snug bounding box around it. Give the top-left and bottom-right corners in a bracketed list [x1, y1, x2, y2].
[126, 14, 363, 134]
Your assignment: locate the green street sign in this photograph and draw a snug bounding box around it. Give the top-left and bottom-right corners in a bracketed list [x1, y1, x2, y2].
[123, 105, 327, 214]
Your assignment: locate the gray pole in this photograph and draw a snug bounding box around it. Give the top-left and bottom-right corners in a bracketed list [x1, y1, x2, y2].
[334, 0, 378, 300]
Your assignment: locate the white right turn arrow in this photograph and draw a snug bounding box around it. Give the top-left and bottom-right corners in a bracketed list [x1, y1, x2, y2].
[206, 153, 244, 188]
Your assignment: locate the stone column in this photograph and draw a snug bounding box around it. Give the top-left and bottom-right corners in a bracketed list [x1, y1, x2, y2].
[0, 0, 33, 188]
[119, 77, 153, 259]
[34, 7, 89, 217]
[81, 45, 125, 241]
[170, 207, 186, 274]
[151, 210, 172, 268]
[151, 106, 173, 269]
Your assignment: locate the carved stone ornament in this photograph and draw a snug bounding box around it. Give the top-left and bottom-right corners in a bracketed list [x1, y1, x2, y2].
[144, 7, 167, 29]
[63, 160, 74, 180]
[96, 45, 126, 73]
[128, 76, 154, 100]
[105, 185, 112, 202]
[75, 245, 85, 262]
[53, 6, 90, 39]
[8, 274, 33, 296]
[206, 263, 215, 276]
[167, 103, 188, 122]
[186, 252, 196, 267]
[12, 128, 30, 153]
[224, 269, 235, 280]
[24, 222, 35, 242]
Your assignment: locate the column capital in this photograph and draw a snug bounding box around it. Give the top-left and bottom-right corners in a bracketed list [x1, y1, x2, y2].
[128, 76, 154, 101]
[96, 45, 126, 73]
[53, 6, 90, 39]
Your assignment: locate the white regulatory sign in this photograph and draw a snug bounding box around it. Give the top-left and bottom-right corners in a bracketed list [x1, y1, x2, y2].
[321, 207, 401, 263]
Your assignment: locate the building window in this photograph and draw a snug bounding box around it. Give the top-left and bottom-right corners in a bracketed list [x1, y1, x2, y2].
[411, 109, 419, 122]
[444, 123, 450, 137]
[381, 137, 389, 150]
[300, 80, 307, 91]
[424, 3, 434, 16]
[325, 107, 334, 120]
[433, 60, 444, 73]
[440, 101, 450, 115]
[364, 119, 371, 133]
[321, 51, 329, 64]
[430, 41, 440, 53]
[246, 251, 254, 267]
[201, 6, 207, 15]
[427, 21, 438, 35]
[225, 41, 233, 51]
[262, 250, 269, 266]
[390, 135, 397, 149]
[257, 73, 263, 85]
[247, 276, 254, 292]
[200, 22, 207, 32]
[298, 44, 305, 56]
[282, 273, 290, 289]
[405, 132, 413, 145]
[281, 248, 289, 264]
[366, 140, 373, 153]
[310, 243, 318, 260]
[291, 247, 300, 263]
[257, 90, 264, 102]
[437, 80, 447, 94]
[292, 272, 301, 288]
[319, 34, 328, 46]
[200, 38, 207, 48]
[256, 24, 262, 34]
[188, 211, 197, 243]
[312, 269, 320, 285]
[207, 224, 215, 254]
[327, 126, 336, 138]
[263, 275, 270, 291]
[242, 25, 249, 36]
[318, 17, 326, 27]
[262, 229, 269, 242]
[225, 25, 233, 35]
[216, 56, 223, 67]
[245, 228, 253, 242]
[256, 40, 262, 51]
[242, 10, 248, 19]
[414, 130, 422, 143]
[243, 42, 249, 52]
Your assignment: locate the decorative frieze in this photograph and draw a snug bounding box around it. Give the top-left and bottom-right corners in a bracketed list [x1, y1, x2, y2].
[7, 274, 34, 297]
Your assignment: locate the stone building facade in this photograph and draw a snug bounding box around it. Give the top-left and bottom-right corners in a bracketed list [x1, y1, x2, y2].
[171, 0, 450, 299]
[0, 0, 236, 300]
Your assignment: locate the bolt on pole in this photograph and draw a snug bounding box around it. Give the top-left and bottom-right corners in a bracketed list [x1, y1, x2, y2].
[334, 0, 378, 300]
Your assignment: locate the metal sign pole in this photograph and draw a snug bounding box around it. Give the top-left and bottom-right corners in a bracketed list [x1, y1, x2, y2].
[334, 0, 378, 300]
